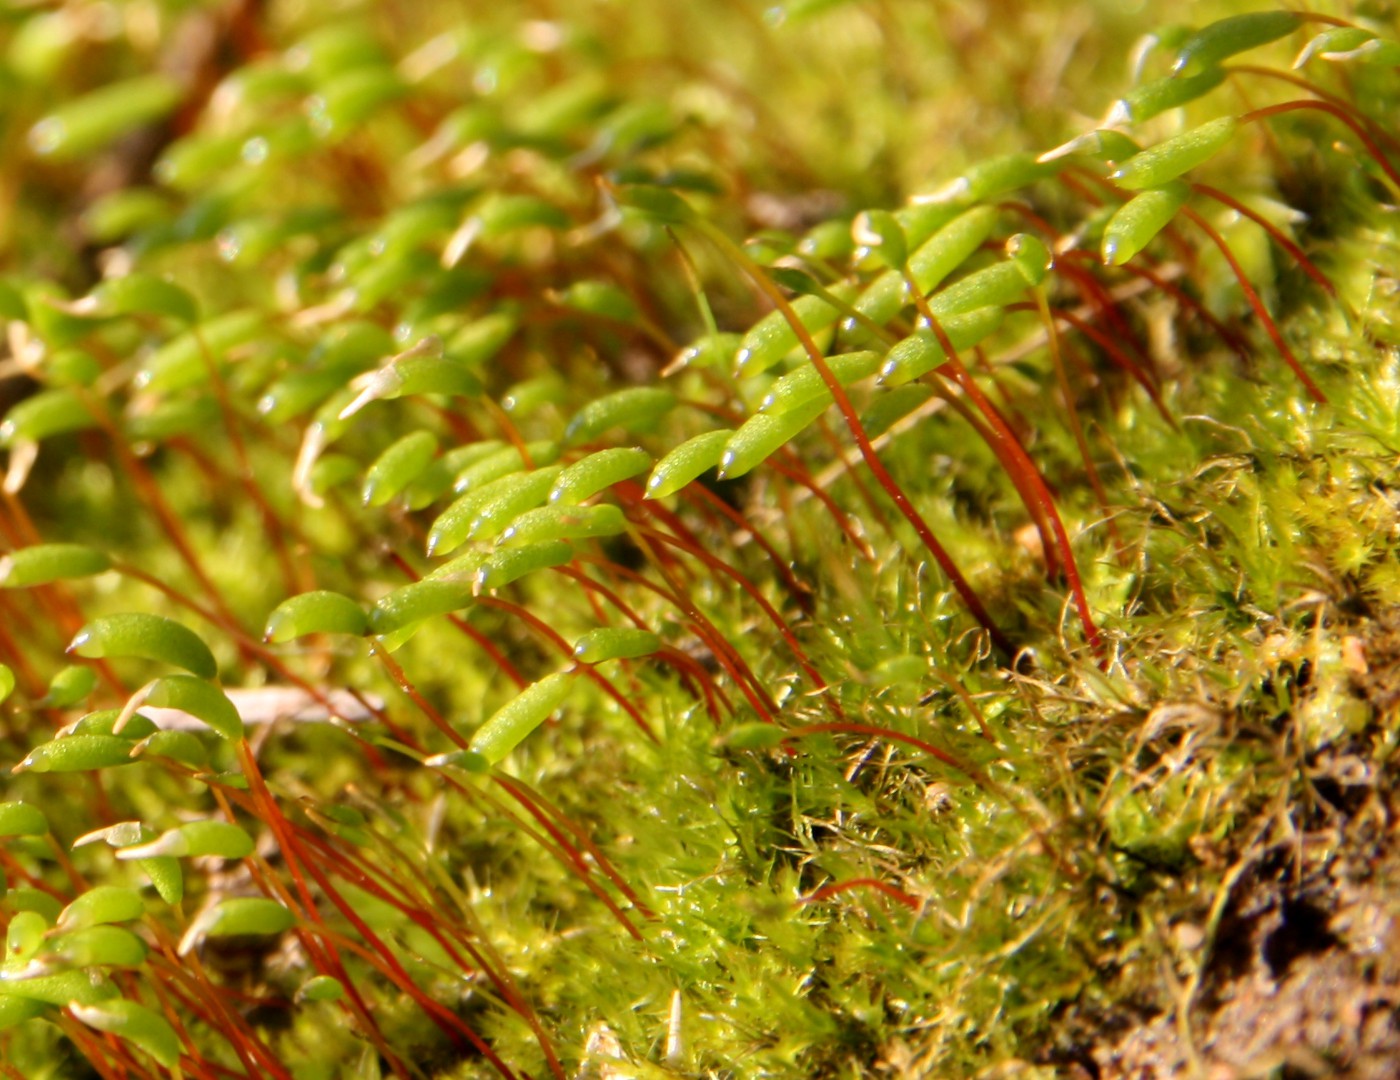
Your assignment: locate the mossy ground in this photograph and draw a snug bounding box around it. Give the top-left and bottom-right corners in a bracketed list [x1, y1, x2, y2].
[1, 1, 1398, 1077]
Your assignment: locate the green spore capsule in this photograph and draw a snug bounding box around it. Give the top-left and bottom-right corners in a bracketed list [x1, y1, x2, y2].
[92, 274, 198, 324]
[878, 308, 1004, 386]
[645, 429, 733, 499]
[70, 709, 156, 739]
[0, 998, 47, 1032]
[722, 723, 789, 750]
[671, 333, 742, 371]
[564, 387, 677, 447]
[68, 613, 218, 679]
[553, 280, 638, 322]
[572, 628, 661, 664]
[28, 74, 182, 160]
[855, 205, 1000, 329]
[452, 441, 559, 495]
[363, 430, 439, 506]
[370, 578, 476, 635]
[1109, 117, 1239, 191]
[134, 309, 265, 394]
[1172, 12, 1302, 75]
[1101, 181, 1191, 266]
[500, 503, 628, 545]
[117, 820, 255, 861]
[178, 897, 295, 955]
[760, 351, 881, 415]
[550, 447, 653, 504]
[69, 1000, 179, 1068]
[0, 664, 12, 705]
[139, 675, 243, 742]
[0, 543, 111, 588]
[0, 968, 118, 1008]
[1109, 68, 1226, 125]
[132, 730, 209, 768]
[469, 672, 574, 764]
[466, 465, 565, 542]
[432, 470, 548, 554]
[264, 590, 369, 642]
[6, 910, 49, 965]
[734, 284, 859, 377]
[14, 734, 138, 773]
[0, 388, 96, 445]
[445, 311, 519, 367]
[0, 802, 48, 838]
[916, 152, 1058, 205]
[926, 233, 1050, 319]
[51, 925, 148, 969]
[57, 885, 145, 931]
[717, 396, 831, 480]
[474, 540, 574, 590]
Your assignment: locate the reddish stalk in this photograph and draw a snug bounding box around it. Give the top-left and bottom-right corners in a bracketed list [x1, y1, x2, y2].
[1179, 205, 1327, 403]
[697, 227, 1014, 656]
[916, 305, 1104, 658]
[1191, 183, 1339, 300]
[800, 877, 921, 912]
[473, 592, 659, 740]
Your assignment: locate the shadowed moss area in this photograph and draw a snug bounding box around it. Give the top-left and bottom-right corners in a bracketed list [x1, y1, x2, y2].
[0, 2, 1397, 1077]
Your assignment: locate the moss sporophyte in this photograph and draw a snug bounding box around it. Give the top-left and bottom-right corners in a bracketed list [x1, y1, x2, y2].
[1, 3, 1398, 1077]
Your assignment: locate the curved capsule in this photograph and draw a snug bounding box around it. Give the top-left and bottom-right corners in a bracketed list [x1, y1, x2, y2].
[446, 311, 519, 368]
[926, 234, 1051, 319]
[573, 628, 660, 664]
[14, 734, 139, 773]
[68, 613, 218, 679]
[734, 284, 860, 377]
[264, 590, 368, 642]
[878, 308, 1004, 386]
[7, 910, 48, 964]
[550, 447, 652, 504]
[914, 152, 1058, 205]
[1172, 12, 1302, 75]
[717, 396, 831, 479]
[465, 465, 565, 544]
[474, 541, 574, 590]
[452, 441, 559, 495]
[92, 274, 198, 324]
[28, 74, 182, 160]
[369, 577, 476, 635]
[0, 801, 48, 837]
[134, 309, 265, 394]
[0, 388, 96, 445]
[363, 430, 438, 507]
[1101, 181, 1190, 266]
[140, 675, 243, 741]
[71, 708, 156, 738]
[645, 429, 733, 499]
[0, 968, 119, 1008]
[179, 897, 295, 956]
[849, 206, 1000, 330]
[40, 665, 95, 708]
[116, 820, 255, 860]
[1109, 68, 1225, 125]
[0, 543, 111, 588]
[1296, 28, 1400, 67]
[670, 332, 743, 372]
[469, 672, 574, 764]
[564, 387, 677, 447]
[58, 885, 145, 930]
[430, 465, 562, 556]
[500, 503, 628, 545]
[52, 925, 148, 968]
[70, 1000, 179, 1068]
[1110, 117, 1238, 191]
[760, 351, 881, 415]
